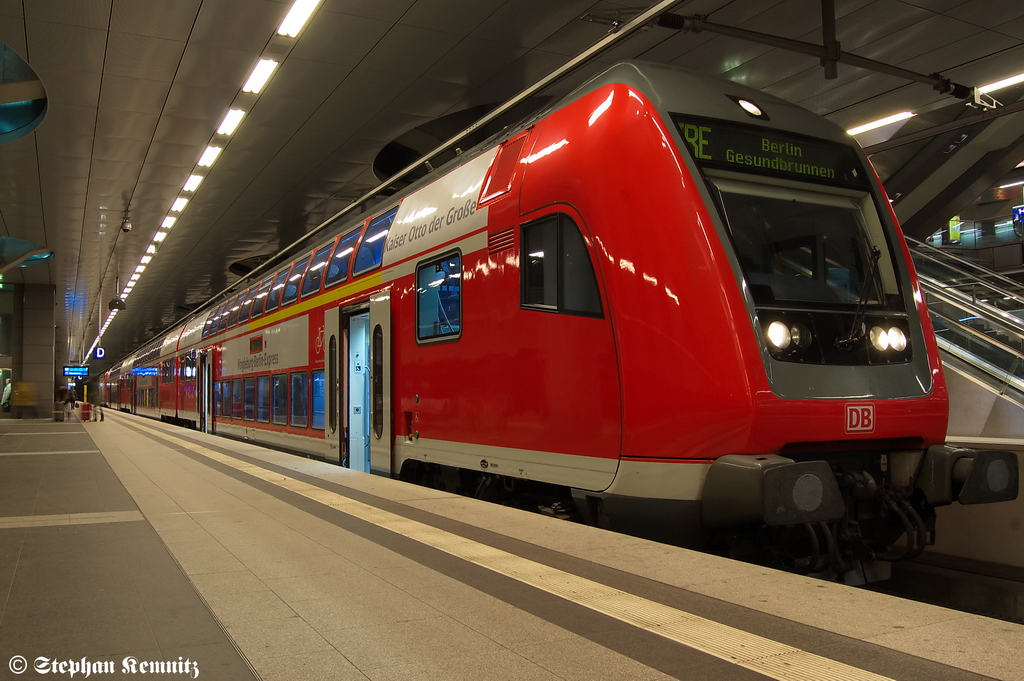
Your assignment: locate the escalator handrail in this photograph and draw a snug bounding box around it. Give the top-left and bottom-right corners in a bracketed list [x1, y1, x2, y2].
[935, 335, 1024, 396]
[927, 305, 1024, 366]
[919, 277, 1024, 340]
[907, 236, 1024, 297]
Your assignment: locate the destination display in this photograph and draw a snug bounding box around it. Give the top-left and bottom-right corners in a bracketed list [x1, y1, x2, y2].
[63, 366, 89, 377]
[672, 115, 867, 186]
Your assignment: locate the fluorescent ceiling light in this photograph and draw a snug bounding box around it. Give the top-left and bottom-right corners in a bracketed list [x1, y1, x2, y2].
[979, 72, 1024, 94]
[183, 175, 203, 192]
[146, 245, 156, 254]
[999, 179, 1024, 189]
[153, 231, 168, 242]
[197, 146, 222, 167]
[217, 108, 245, 135]
[846, 112, 915, 136]
[140, 256, 152, 264]
[162, 216, 177, 228]
[278, 0, 321, 37]
[170, 198, 188, 212]
[242, 59, 278, 94]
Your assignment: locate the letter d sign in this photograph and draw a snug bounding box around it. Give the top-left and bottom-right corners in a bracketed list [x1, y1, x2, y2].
[845, 404, 874, 433]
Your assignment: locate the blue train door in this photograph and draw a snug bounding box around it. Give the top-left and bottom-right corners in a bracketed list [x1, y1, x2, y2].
[346, 311, 371, 473]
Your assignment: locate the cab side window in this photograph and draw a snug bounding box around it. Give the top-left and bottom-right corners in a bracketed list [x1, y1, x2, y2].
[521, 214, 602, 317]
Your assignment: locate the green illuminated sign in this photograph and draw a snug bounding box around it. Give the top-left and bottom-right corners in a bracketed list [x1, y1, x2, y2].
[673, 115, 866, 186]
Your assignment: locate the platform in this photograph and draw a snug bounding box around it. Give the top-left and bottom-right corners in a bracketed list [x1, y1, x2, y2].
[1, 411, 1022, 681]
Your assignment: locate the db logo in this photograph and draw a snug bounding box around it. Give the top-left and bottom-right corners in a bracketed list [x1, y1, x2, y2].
[845, 403, 875, 433]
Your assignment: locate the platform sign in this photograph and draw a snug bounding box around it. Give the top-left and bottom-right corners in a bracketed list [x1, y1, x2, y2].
[93, 347, 105, 359]
[63, 366, 89, 377]
[1013, 205, 1024, 238]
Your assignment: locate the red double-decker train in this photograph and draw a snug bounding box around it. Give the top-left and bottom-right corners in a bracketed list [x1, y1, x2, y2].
[104, 62, 1017, 580]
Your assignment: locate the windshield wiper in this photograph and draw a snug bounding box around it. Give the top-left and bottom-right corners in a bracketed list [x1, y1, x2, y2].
[836, 246, 881, 350]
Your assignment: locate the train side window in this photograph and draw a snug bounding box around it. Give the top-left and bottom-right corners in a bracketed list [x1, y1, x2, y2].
[250, 277, 273, 319]
[161, 359, 174, 384]
[243, 377, 255, 421]
[201, 309, 217, 339]
[213, 381, 221, 416]
[266, 269, 288, 313]
[416, 252, 462, 342]
[290, 371, 308, 428]
[521, 214, 603, 317]
[353, 207, 398, 276]
[282, 256, 311, 306]
[272, 374, 287, 425]
[301, 244, 333, 298]
[237, 287, 255, 325]
[220, 381, 231, 416]
[232, 378, 243, 419]
[227, 293, 244, 328]
[256, 375, 270, 422]
[324, 229, 360, 288]
[311, 371, 325, 430]
[215, 303, 230, 333]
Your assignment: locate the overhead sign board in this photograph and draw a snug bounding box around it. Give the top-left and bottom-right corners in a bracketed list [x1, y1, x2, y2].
[63, 366, 89, 377]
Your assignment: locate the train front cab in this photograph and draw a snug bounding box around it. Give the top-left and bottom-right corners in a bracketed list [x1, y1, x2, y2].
[520, 62, 1020, 576]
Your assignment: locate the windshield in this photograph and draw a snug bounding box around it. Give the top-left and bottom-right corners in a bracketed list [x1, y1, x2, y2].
[708, 174, 901, 309]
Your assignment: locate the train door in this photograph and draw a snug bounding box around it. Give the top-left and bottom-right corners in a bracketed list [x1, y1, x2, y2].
[368, 291, 392, 476]
[347, 311, 371, 473]
[197, 350, 212, 433]
[323, 306, 343, 465]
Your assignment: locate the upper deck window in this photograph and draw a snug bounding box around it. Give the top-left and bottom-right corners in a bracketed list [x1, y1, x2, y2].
[301, 243, 333, 298]
[250, 277, 273, 319]
[282, 255, 311, 306]
[324, 229, 360, 288]
[353, 208, 398, 276]
[237, 287, 255, 325]
[265, 268, 288, 313]
[215, 302, 230, 333]
[226, 292, 244, 328]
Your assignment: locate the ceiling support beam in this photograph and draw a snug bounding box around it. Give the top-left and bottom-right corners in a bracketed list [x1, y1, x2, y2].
[656, 12, 974, 100]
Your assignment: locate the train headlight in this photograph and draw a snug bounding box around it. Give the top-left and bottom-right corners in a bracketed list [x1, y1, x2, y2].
[790, 323, 812, 348]
[887, 327, 907, 352]
[766, 321, 791, 349]
[869, 326, 889, 351]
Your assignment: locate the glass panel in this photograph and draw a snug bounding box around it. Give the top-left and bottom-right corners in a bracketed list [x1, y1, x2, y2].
[417, 254, 462, 340]
[282, 256, 311, 306]
[219, 381, 229, 416]
[266, 269, 288, 313]
[311, 370, 325, 429]
[301, 244, 333, 298]
[250, 277, 273, 319]
[561, 220, 602, 316]
[257, 375, 270, 422]
[353, 208, 398, 276]
[231, 378, 243, 419]
[213, 381, 221, 416]
[227, 293, 244, 328]
[373, 325, 383, 440]
[710, 177, 899, 309]
[523, 218, 558, 308]
[290, 372, 308, 427]
[272, 374, 287, 425]
[243, 377, 255, 420]
[215, 303, 230, 333]
[325, 230, 360, 288]
[237, 287, 254, 324]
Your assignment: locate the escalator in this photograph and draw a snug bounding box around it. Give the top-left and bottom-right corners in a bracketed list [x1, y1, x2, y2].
[907, 237, 1024, 439]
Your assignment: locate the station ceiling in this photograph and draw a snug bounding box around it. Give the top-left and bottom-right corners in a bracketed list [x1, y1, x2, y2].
[1, 0, 1023, 369]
